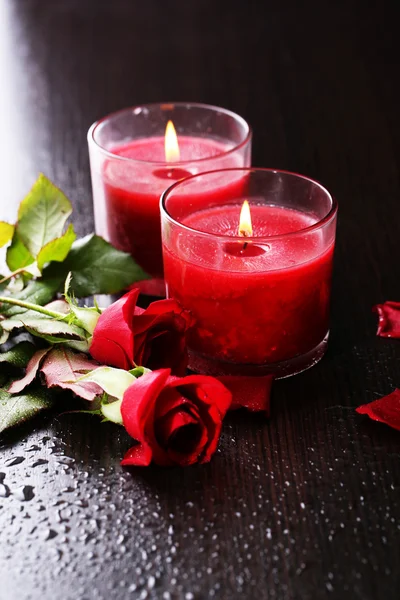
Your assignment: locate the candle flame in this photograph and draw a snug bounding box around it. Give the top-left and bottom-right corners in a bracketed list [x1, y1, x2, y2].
[164, 120, 180, 162]
[238, 200, 253, 237]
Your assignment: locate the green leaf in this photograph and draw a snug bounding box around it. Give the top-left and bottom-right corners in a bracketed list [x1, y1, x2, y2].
[6, 230, 35, 271]
[44, 234, 149, 297]
[0, 342, 37, 368]
[0, 222, 14, 248]
[0, 383, 54, 434]
[20, 317, 87, 342]
[17, 174, 72, 257]
[36, 224, 76, 272]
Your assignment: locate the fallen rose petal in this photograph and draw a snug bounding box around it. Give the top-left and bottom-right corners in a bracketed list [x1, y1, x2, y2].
[373, 301, 400, 338]
[218, 375, 274, 415]
[8, 348, 50, 394]
[356, 389, 400, 431]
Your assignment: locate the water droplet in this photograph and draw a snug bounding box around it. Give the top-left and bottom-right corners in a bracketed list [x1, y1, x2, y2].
[0, 483, 10, 498]
[56, 456, 75, 465]
[26, 444, 41, 452]
[31, 459, 48, 468]
[43, 528, 58, 541]
[14, 485, 35, 501]
[5, 456, 25, 467]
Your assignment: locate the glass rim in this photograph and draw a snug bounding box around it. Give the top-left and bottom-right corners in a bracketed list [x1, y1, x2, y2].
[87, 102, 252, 166]
[160, 167, 338, 243]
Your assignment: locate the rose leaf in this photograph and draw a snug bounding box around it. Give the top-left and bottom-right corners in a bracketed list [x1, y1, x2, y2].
[36, 223, 76, 272]
[0, 222, 14, 248]
[44, 234, 149, 297]
[0, 342, 38, 369]
[0, 383, 54, 434]
[6, 230, 35, 272]
[8, 348, 50, 394]
[17, 173, 72, 257]
[40, 347, 102, 401]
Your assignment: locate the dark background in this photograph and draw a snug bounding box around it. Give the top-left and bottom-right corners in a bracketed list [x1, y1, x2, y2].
[1, 1, 399, 599]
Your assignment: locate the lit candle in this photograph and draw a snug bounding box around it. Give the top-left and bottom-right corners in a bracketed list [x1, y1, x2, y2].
[88, 103, 251, 295]
[161, 168, 337, 377]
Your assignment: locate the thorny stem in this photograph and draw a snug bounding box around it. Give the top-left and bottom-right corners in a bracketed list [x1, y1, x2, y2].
[0, 296, 66, 320]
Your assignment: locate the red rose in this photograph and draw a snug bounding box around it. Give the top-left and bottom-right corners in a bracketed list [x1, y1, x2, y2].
[373, 301, 400, 338]
[90, 289, 192, 375]
[120, 369, 232, 467]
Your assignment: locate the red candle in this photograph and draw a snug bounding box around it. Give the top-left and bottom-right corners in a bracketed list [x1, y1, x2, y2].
[103, 133, 237, 278]
[161, 169, 337, 377]
[88, 104, 252, 296]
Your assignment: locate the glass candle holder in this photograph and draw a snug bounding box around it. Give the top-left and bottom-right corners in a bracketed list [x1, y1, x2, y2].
[161, 168, 338, 378]
[88, 103, 251, 296]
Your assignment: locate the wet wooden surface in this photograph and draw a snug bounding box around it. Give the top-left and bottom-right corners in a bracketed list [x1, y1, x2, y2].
[0, 1, 399, 599]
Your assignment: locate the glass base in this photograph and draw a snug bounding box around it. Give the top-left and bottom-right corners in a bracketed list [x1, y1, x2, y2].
[187, 332, 329, 379]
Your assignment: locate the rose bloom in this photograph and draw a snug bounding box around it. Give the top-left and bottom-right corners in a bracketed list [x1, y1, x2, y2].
[90, 288, 192, 375]
[120, 369, 232, 467]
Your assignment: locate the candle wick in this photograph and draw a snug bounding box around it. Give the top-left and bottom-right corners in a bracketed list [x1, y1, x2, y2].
[242, 241, 248, 251]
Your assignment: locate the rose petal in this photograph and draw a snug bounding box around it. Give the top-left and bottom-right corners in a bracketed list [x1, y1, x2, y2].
[133, 300, 192, 375]
[197, 404, 223, 463]
[155, 387, 198, 419]
[219, 375, 274, 415]
[121, 369, 173, 466]
[171, 377, 232, 418]
[157, 409, 208, 466]
[356, 389, 400, 431]
[165, 376, 231, 463]
[156, 408, 197, 445]
[90, 288, 139, 369]
[373, 301, 400, 338]
[121, 443, 153, 467]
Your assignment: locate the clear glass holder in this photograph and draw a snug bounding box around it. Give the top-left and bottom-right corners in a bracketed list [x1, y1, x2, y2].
[88, 103, 252, 296]
[161, 168, 337, 378]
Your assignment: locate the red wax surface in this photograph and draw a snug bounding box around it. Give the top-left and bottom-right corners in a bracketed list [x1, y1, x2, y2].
[103, 136, 240, 277]
[163, 205, 334, 366]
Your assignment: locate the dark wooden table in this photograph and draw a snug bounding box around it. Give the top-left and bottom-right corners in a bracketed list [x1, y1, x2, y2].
[1, 1, 399, 598]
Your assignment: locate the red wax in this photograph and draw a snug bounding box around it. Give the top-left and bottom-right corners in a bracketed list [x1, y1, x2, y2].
[163, 205, 334, 367]
[103, 136, 241, 277]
